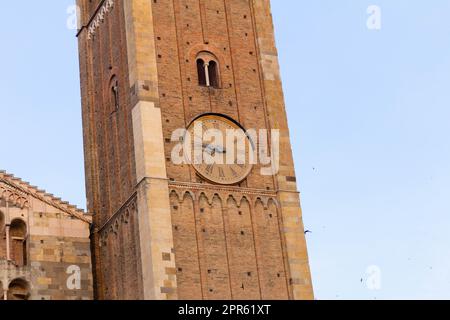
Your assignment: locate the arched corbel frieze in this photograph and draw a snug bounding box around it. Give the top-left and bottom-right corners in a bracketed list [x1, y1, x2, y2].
[0, 185, 29, 209]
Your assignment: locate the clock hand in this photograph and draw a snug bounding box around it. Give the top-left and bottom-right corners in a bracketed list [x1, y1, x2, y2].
[193, 141, 215, 150]
[194, 142, 224, 153]
[193, 135, 226, 155]
[212, 145, 227, 154]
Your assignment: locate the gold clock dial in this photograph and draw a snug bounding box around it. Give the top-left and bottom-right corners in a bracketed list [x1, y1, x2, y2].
[184, 115, 254, 185]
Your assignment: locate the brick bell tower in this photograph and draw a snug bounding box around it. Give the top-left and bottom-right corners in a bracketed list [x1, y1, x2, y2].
[77, 0, 313, 300]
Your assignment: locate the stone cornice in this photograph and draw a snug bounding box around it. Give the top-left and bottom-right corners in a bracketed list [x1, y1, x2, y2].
[0, 170, 90, 224]
[77, 0, 114, 39]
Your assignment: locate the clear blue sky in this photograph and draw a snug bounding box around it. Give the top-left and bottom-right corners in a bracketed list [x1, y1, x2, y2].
[1, 1, 449, 300]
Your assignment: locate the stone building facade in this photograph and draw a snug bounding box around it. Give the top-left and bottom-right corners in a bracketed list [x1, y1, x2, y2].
[0, 171, 93, 300]
[77, 0, 313, 300]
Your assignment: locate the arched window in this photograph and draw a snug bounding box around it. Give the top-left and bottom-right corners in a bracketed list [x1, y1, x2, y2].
[197, 59, 207, 86]
[0, 211, 4, 231]
[0, 212, 6, 260]
[208, 61, 219, 88]
[9, 219, 27, 267]
[196, 52, 220, 88]
[7, 278, 30, 300]
[0, 281, 4, 301]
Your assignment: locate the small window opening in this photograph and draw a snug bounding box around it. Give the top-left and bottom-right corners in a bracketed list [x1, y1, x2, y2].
[196, 53, 220, 88]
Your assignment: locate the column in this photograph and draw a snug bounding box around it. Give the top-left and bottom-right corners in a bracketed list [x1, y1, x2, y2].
[204, 62, 210, 87]
[5, 225, 10, 262]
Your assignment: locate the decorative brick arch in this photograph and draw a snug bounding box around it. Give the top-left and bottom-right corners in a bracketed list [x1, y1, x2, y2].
[7, 278, 30, 300]
[0, 185, 29, 209]
[188, 44, 227, 70]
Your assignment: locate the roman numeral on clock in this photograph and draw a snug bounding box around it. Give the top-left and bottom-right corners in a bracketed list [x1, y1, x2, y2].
[218, 168, 225, 179]
[205, 164, 214, 174]
[229, 167, 238, 177]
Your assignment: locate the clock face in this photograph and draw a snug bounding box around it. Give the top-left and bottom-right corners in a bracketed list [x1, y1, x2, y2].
[184, 115, 254, 185]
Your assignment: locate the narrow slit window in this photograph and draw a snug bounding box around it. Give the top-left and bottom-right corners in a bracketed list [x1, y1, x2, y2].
[111, 78, 119, 113]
